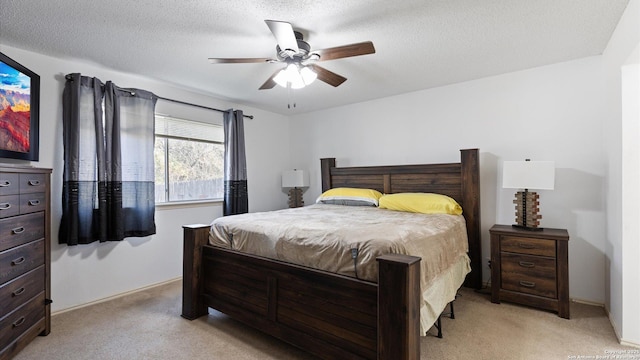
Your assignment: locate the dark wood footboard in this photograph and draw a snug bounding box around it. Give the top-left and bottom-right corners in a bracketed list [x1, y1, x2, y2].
[181, 225, 421, 360]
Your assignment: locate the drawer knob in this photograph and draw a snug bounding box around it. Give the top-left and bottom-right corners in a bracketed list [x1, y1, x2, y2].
[519, 280, 536, 288]
[517, 243, 536, 250]
[11, 226, 25, 234]
[12, 287, 26, 296]
[28, 199, 41, 206]
[12, 316, 26, 328]
[11, 256, 26, 266]
[518, 261, 535, 268]
[0, 181, 10, 187]
[28, 180, 41, 186]
[0, 203, 11, 210]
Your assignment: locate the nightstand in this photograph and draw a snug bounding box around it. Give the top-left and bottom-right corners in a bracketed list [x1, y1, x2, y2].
[490, 224, 570, 319]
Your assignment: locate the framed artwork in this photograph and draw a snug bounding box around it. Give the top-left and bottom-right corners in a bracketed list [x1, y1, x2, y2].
[0, 51, 39, 161]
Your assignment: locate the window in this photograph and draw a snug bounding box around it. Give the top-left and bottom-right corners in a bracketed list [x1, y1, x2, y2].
[154, 115, 224, 203]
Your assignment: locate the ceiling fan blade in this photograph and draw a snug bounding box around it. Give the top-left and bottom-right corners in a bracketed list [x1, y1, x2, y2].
[259, 70, 280, 90]
[312, 41, 375, 62]
[265, 20, 299, 55]
[208, 57, 276, 64]
[308, 64, 347, 87]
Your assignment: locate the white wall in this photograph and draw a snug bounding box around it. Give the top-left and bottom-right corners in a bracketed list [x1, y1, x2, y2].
[290, 56, 607, 303]
[621, 59, 640, 346]
[0, 44, 291, 312]
[602, 0, 640, 346]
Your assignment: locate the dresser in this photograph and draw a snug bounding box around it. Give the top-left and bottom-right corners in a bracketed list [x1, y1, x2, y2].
[0, 166, 51, 359]
[490, 224, 570, 319]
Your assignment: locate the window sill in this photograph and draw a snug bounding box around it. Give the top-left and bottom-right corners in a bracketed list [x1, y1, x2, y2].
[156, 198, 223, 210]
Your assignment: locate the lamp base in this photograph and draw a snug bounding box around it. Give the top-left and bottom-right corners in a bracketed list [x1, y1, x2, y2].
[288, 187, 304, 208]
[513, 190, 543, 229]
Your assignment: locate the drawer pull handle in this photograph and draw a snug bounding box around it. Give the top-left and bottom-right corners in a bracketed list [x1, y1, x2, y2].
[11, 256, 26, 266]
[11, 226, 25, 234]
[12, 316, 26, 328]
[28, 180, 41, 186]
[28, 199, 41, 206]
[12, 287, 26, 296]
[519, 280, 536, 288]
[0, 181, 10, 187]
[0, 203, 11, 210]
[519, 261, 535, 268]
[518, 243, 536, 250]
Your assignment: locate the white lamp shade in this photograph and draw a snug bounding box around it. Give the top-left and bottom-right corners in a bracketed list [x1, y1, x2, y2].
[502, 161, 555, 190]
[282, 169, 309, 188]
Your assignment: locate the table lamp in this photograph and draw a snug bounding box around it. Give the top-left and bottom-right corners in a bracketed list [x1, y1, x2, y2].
[282, 169, 309, 208]
[502, 159, 555, 230]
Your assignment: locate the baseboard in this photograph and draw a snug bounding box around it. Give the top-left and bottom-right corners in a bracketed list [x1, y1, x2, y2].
[620, 339, 640, 348]
[52, 277, 182, 316]
[604, 307, 640, 349]
[571, 297, 605, 307]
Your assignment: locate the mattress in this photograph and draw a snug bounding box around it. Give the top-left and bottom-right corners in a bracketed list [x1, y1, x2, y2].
[209, 203, 471, 333]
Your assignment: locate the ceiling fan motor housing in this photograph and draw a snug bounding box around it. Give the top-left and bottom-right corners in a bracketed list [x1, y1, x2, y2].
[276, 38, 312, 61]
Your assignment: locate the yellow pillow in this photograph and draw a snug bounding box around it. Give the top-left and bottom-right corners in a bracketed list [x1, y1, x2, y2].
[316, 187, 383, 206]
[378, 193, 463, 215]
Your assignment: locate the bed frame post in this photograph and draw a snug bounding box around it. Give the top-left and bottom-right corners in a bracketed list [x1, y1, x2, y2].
[181, 224, 210, 320]
[460, 149, 482, 289]
[320, 158, 336, 192]
[377, 254, 421, 360]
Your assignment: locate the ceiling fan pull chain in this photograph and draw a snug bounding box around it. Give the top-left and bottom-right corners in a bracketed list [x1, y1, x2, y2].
[287, 84, 296, 109]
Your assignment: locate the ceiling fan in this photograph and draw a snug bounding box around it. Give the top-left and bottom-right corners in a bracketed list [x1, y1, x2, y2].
[208, 20, 375, 90]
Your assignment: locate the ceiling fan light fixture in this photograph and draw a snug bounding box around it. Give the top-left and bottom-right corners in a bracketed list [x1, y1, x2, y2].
[273, 64, 316, 89]
[300, 66, 317, 84]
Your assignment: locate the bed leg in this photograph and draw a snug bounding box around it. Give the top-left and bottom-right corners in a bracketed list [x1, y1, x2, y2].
[377, 254, 421, 360]
[181, 224, 210, 320]
[450, 300, 455, 319]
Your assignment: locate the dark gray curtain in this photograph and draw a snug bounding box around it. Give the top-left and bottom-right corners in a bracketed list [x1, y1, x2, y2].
[60, 73, 157, 245]
[223, 109, 248, 215]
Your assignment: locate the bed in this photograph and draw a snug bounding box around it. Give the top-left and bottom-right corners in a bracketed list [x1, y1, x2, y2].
[182, 148, 481, 360]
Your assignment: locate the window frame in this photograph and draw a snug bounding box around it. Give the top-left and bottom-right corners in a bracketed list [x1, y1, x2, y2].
[154, 114, 225, 205]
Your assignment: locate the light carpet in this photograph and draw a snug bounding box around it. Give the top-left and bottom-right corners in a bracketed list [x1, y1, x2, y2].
[13, 281, 638, 359]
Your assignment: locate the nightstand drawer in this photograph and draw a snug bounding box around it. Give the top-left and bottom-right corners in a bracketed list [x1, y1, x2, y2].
[501, 253, 557, 298]
[501, 235, 556, 257]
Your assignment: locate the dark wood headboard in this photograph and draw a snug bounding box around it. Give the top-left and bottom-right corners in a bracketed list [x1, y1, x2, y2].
[320, 148, 482, 289]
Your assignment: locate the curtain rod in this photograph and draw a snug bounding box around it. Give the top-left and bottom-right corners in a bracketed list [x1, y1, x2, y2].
[156, 96, 254, 120]
[63, 74, 254, 119]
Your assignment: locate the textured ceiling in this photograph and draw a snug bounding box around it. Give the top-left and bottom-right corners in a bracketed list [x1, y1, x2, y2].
[0, 0, 630, 115]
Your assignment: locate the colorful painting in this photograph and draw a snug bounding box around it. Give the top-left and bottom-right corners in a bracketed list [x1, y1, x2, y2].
[0, 60, 31, 153]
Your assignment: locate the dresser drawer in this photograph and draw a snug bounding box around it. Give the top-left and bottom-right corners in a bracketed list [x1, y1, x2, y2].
[501, 253, 557, 298]
[0, 195, 20, 219]
[0, 173, 20, 196]
[0, 240, 44, 284]
[0, 266, 45, 318]
[500, 235, 556, 257]
[19, 193, 46, 215]
[0, 292, 45, 351]
[18, 173, 48, 195]
[0, 213, 45, 252]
